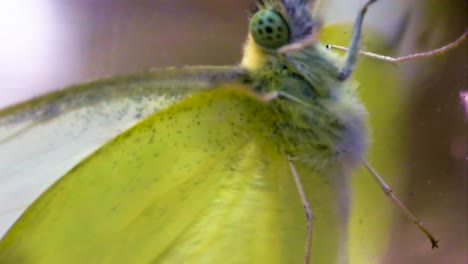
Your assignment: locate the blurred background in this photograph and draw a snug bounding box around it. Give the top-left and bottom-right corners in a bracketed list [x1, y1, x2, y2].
[0, 0, 466, 263]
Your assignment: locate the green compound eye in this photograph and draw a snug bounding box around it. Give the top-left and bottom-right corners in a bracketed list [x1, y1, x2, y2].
[249, 9, 290, 49]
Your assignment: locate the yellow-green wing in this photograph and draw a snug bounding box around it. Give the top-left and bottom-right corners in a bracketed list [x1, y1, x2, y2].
[0, 66, 244, 237]
[320, 24, 404, 263]
[0, 87, 346, 264]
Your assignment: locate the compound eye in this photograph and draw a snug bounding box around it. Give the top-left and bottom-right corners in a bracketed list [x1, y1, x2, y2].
[249, 9, 290, 49]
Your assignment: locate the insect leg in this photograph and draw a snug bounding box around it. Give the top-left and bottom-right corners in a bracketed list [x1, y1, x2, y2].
[362, 159, 439, 249]
[326, 30, 467, 63]
[288, 158, 313, 264]
[337, 0, 378, 81]
[258, 90, 311, 106]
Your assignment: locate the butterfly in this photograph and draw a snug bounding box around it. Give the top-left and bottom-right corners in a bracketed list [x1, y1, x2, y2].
[0, 0, 465, 263]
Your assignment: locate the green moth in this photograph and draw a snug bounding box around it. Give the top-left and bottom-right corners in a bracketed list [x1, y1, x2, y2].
[0, 0, 464, 263]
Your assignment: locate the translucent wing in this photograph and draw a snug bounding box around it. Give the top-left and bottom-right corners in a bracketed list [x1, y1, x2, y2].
[0, 88, 346, 263]
[0, 66, 245, 237]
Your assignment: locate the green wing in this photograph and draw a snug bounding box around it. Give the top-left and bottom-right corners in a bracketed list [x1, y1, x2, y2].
[0, 87, 345, 264]
[0, 66, 245, 237]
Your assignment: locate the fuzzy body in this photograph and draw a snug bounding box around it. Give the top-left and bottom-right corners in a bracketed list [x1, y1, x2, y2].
[242, 36, 367, 173]
[241, 3, 369, 261]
